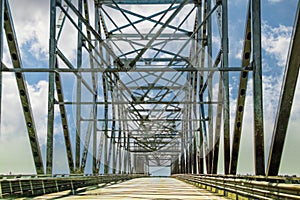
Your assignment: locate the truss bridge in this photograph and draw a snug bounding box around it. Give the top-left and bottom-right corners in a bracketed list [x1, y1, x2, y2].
[0, 0, 300, 199]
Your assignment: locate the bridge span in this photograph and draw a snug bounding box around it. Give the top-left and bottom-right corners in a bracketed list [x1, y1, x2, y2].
[1, 174, 299, 199]
[34, 177, 228, 199]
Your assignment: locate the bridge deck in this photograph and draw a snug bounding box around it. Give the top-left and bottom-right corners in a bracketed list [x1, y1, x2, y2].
[33, 177, 228, 199]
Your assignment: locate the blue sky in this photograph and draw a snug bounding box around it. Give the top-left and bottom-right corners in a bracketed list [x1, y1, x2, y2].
[0, 0, 299, 176]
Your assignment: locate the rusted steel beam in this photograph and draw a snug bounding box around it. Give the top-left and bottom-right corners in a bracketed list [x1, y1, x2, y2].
[267, 1, 300, 176]
[55, 72, 75, 173]
[211, 76, 222, 174]
[222, 0, 230, 175]
[229, 1, 251, 175]
[4, 0, 44, 174]
[251, 0, 265, 176]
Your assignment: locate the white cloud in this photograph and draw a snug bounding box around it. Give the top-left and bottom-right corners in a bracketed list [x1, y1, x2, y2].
[233, 39, 244, 60]
[27, 80, 50, 146]
[0, 74, 49, 173]
[9, 0, 50, 59]
[262, 23, 292, 67]
[8, 0, 79, 62]
[0, 71, 70, 171]
[0, 74, 55, 142]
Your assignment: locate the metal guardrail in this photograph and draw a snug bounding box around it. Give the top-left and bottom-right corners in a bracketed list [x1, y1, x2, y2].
[0, 174, 146, 198]
[172, 174, 300, 200]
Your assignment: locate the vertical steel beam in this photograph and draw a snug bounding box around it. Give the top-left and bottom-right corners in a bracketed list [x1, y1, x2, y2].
[251, 0, 265, 176]
[192, 133, 197, 173]
[196, 0, 205, 175]
[116, 87, 123, 174]
[198, 123, 204, 174]
[133, 151, 137, 174]
[118, 129, 122, 174]
[75, 0, 83, 172]
[192, 72, 198, 174]
[92, 97, 97, 174]
[180, 129, 185, 173]
[55, 72, 75, 173]
[47, 0, 56, 175]
[94, 4, 102, 175]
[107, 88, 115, 173]
[229, 2, 251, 175]
[96, 130, 104, 174]
[123, 131, 127, 173]
[82, 0, 99, 175]
[0, 0, 3, 134]
[177, 155, 180, 174]
[211, 76, 223, 174]
[112, 131, 117, 174]
[183, 103, 188, 173]
[206, 0, 214, 175]
[104, 133, 109, 174]
[178, 154, 181, 173]
[102, 73, 109, 174]
[127, 134, 131, 173]
[200, 0, 212, 174]
[222, 0, 230, 175]
[187, 73, 193, 174]
[267, 2, 300, 176]
[190, 21, 198, 173]
[125, 108, 132, 174]
[118, 87, 126, 175]
[80, 112, 93, 173]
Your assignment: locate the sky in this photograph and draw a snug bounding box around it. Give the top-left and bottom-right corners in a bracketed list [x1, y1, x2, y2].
[0, 0, 299, 176]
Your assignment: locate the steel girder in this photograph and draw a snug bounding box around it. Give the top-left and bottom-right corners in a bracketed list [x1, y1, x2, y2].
[3, 0, 44, 174]
[267, 1, 300, 176]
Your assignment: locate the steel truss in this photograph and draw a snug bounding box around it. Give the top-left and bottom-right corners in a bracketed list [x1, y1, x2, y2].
[0, 0, 299, 178]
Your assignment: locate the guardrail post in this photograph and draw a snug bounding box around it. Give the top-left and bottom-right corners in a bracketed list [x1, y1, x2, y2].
[71, 180, 75, 195]
[42, 180, 46, 194]
[19, 180, 23, 195]
[0, 181, 2, 198]
[9, 181, 12, 196]
[29, 180, 34, 195]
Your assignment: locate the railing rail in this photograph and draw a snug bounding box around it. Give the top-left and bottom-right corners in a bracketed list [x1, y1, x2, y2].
[0, 174, 146, 198]
[172, 174, 300, 200]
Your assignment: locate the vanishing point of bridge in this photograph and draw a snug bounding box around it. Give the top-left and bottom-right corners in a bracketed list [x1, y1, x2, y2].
[0, 0, 300, 199]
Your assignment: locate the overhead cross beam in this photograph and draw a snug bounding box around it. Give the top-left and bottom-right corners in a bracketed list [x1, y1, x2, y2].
[129, 0, 189, 68]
